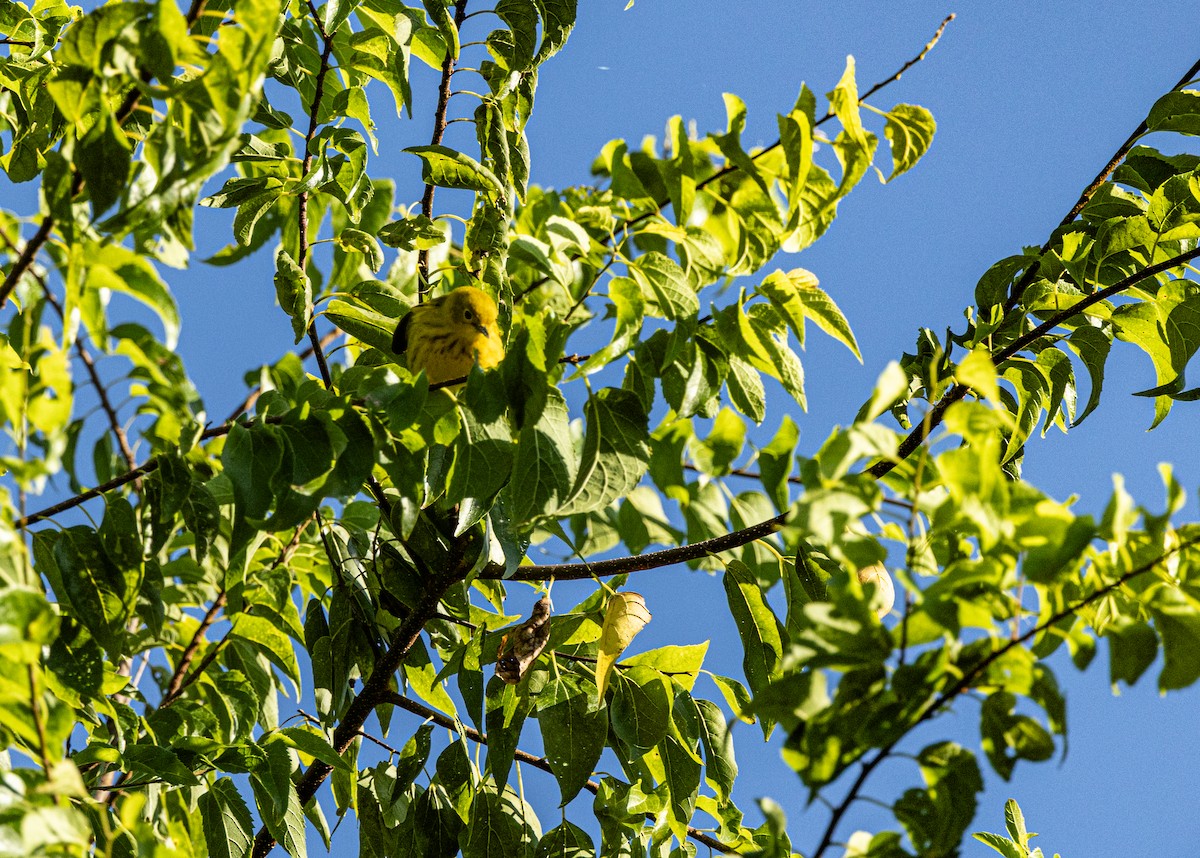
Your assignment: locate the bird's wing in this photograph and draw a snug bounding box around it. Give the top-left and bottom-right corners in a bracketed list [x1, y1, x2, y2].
[392, 310, 413, 354]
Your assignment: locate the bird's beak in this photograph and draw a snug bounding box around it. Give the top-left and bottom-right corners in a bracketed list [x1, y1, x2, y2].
[474, 323, 489, 336]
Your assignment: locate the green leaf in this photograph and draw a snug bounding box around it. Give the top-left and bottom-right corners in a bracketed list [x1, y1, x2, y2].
[334, 227, 384, 272]
[1146, 89, 1200, 136]
[379, 214, 446, 250]
[620, 642, 709, 690]
[535, 821, 595, 858]
[979, 691, 1055, 780]
[559, 388, 651, 516]
[707, 672, 754, 723]
[629, 251, 698, 321]
[695, 698, 737, 802]
[274, 248, 313, 344]
[883, 103, 936, 180]
[83, 244, 182, 350]
[229, 613, 301, 688]
[1105, 619, 1158, 687]
[200, 777, 256, 858]
[893, 742, 983, 857]
[278, 726, 351, 772]
[460, 783, 540, 858]
[0, 588, 57, 663]
[77, 111, 130, 215]
[324, 298, 395, 353]
[122, 744, 200, 786]
[405, 144, 506, 202]
[537, 675, 606, 806]
[757, 268, 860, 360]
[1151, 588, 1200, 691]
[609, 666, 672, 750]
[721, 560, 783, 696]
[485, 678, 533, 791]
[1114, 284, 1200, 427]
[422, 0, 460, 60]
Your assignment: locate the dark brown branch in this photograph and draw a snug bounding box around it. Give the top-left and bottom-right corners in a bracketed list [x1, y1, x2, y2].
[866, 242, 1200, 480]
[298, 8, 335, 390]
[160, 591, 227, 705]
[1002, 54, 1200, 313]
[250, 560, 464, 857]
[811, 533, 1200, 858]
[479, 512, 785, 581]
[15, 417, 247, 527]
[17, 460, 160, 528]
[417, 0, 470, 298]
[387, 692, 739, 854]
[0, 215, 55, 310]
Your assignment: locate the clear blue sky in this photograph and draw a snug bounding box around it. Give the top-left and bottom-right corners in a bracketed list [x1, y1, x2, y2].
[12, 2, 1200, 854]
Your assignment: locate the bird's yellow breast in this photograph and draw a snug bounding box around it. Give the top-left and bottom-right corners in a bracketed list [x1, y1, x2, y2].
[395, 287, 504, 385]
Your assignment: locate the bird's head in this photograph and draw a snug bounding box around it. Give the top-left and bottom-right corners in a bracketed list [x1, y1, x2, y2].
[446, 286, 499, 337]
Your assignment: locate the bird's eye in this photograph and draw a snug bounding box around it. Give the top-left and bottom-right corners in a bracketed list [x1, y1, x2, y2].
[464, 308, 475, 321]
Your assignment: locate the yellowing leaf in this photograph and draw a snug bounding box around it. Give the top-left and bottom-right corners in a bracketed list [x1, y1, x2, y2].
[856, 562, 895, 619]
[595, 592, 651, 700]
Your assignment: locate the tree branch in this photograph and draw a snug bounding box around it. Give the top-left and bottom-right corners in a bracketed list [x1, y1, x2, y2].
[418, 0, 470, 298]
[160, 591, 227, 706]
[1002, 54, 1200, 313]
[298, 6, 335, 390]
[810, 534, 1200, 858]
[14, 416, 250, 528]
[249, 558, 466, 857]
[479, 512, 786, 581]
[386, 692, 740, 855]
[866, 242, 1200, 480]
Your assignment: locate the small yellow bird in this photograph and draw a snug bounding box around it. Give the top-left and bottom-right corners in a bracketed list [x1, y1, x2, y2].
[392, 286, 505, 385]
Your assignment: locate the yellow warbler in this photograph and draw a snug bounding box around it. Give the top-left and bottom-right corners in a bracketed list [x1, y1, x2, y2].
[391, 286, 504, 384]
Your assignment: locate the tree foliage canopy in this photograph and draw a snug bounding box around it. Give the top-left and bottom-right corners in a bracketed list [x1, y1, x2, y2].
[2, 2, 1200, 857]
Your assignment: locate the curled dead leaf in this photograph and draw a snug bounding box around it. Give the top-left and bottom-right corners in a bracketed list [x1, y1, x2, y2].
[496, 597, 552, 684]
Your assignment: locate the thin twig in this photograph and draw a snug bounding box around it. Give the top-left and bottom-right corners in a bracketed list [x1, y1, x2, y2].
[33, 272, 138, 472]
[622, 15, 956, 236]
[418, 0, 470, 298]
[387, 692, 740, 854]
[160, 591, 228, 706]
[297, 7, 336, 390]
